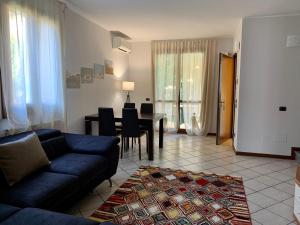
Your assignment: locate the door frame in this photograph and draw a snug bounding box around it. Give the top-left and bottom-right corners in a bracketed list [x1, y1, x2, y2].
[231, 54, 237, 145]
[216, 53, 237, 145]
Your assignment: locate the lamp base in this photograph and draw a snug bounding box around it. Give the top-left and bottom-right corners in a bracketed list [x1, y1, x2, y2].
[126, 92, 131, 103]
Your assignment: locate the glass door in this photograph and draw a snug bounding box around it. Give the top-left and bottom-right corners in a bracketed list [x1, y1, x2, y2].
[154, 53, 179, 132]
[178, 52, 203, 133]
[154, 51, 203, 133]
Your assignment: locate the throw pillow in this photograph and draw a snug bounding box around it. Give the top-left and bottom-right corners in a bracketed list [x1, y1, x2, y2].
[0, 133, 50, 186]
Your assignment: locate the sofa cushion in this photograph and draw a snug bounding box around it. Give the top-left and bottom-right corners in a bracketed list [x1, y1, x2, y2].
[0, 133, 50, 186]
[64, 133, 119, 157]
[41, 136, 70, 160]
[0, 207, 99, 225]
[0, 129, 61, 186]
[46, 153, 108, 185]
[0, 204, 20, 222]
[0, 172, 79, 209]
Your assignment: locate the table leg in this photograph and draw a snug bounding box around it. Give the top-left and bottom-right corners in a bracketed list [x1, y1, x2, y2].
[126, 137, 129, 151]
[85, 120, 92, 135]
[148, 125, 154, 160]
[159, 118, 164, 148]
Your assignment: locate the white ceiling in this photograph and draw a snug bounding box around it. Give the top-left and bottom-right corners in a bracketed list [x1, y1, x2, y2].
[67, 0, 300, 41]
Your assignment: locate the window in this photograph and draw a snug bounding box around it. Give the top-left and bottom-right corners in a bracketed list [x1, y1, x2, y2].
[9, 7, 62, 107]
[0, 0, 65, 129]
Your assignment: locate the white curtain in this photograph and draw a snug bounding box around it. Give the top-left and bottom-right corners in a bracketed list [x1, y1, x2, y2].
[152, 39, 216, 135]
[181, 52, 203, 135]
[0, 0, 65, 132]
[152, 43, 179, 133]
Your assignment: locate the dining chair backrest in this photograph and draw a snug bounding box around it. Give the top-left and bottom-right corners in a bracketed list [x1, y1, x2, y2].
[140, 103, 153, 114]
[124, 103, 135, 109]
[98, 107, 117, 136]
[122, 108, 140, 137]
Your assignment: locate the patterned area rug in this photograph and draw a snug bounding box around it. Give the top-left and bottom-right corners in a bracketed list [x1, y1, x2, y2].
[90, 166, 252, 225]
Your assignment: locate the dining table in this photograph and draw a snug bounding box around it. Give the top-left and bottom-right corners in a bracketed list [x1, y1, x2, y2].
[84, 112, 165, 161]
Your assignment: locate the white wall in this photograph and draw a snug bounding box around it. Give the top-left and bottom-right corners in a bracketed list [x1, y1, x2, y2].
[237, 15, 300, 156]
[65, 9, 129, 134]
[128, 42, 152, 107]
[128, 39, 233, 133]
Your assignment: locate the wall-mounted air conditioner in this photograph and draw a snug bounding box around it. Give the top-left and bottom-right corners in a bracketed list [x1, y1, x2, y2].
[112, 37, 132, 53]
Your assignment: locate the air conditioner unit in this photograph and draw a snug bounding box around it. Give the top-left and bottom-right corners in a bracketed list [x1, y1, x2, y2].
[112, 37, 131, 53]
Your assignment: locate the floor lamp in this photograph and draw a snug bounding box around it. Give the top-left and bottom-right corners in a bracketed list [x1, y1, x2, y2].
[122, 81, 135, 103]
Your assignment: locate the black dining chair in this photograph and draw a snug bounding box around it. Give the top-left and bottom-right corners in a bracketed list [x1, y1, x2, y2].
[123, 103, 137, 147]
[121, 108, 148, 160]
[123, 102, 137, 148]
[124, 102, 135, 108]
[140, 103, 153, 114]
[98, 107, 121, 136]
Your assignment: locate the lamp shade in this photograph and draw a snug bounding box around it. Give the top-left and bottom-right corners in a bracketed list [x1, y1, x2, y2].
[122, 81, 135, 91]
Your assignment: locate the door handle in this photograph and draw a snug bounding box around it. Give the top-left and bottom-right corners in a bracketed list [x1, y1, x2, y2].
[219, 101, 225, 110]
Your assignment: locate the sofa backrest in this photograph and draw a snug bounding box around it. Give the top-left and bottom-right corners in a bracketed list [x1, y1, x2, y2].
[41, 136, 69, 160]
[0, 129, 61, 144]
[0, 129, 69, 187]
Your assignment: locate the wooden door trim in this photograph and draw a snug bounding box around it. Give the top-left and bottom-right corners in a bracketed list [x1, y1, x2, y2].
[216, 53, 224, 145]
[231, 53, 237, 144]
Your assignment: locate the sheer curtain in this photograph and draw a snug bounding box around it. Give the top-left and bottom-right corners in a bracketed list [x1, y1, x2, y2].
[152, 39, 216, 135]
[181, 52, 203, 135]
[0, 0, 65, 132]
[152, 42, 179, 132]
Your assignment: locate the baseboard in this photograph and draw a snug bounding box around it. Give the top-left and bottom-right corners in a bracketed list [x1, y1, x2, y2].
[232, 145, 236, 153]
[293, 214, 300, 225]
[235, 151, 293, 160]
[207, 133, 216, 136]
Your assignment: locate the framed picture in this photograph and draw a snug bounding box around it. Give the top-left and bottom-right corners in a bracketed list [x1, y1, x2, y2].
[81, 67, 93, 83]
[66, 74, 80, 89]
[105, 60, 114, 75]
[94, 64, 104, 79]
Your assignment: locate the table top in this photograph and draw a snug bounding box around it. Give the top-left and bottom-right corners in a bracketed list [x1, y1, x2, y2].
[85, 113, 164, 122]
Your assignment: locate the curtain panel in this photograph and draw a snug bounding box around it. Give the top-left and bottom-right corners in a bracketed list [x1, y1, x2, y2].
[0, 0, 66, 132]
[152, 39, 216, 135]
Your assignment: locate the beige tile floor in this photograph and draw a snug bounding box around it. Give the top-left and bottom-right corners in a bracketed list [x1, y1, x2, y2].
[67, 134, 297, 225]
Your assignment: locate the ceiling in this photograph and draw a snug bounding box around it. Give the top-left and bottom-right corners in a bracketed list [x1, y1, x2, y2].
[67, 0, 300, 41]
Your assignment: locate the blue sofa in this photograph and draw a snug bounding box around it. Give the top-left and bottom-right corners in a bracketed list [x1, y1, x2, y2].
[0, 203, 116, 225]
[0, 129, 120, 225]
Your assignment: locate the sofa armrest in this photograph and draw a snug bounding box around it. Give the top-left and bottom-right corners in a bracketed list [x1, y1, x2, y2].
[0, 204, 20, 222]
[63, 133, 120, 179]
[63, 133, 120, 157]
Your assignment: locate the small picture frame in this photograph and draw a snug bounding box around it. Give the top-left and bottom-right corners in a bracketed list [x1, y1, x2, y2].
[66, 73, 80, 89]
[105, 60, 114, 75]
[93, 64, 104, 79]
[81, 67, 93, 83]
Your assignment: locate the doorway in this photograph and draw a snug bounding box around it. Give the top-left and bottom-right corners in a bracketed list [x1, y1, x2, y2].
[216, 53, 237, 145]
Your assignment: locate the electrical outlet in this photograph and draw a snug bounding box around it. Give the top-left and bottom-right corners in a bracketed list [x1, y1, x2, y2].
[279, 106, 287, 112]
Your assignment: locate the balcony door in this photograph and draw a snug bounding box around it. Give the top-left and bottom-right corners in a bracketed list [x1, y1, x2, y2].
[154, 52, 203, 133]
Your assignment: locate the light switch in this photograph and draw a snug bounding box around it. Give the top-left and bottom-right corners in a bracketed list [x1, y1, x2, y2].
[287, 35, 300, 47]
[279, 106, 287, 112]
